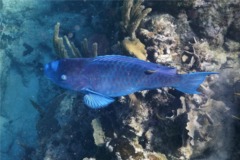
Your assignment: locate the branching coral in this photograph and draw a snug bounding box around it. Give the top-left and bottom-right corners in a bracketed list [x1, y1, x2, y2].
[80, 38, 98, 58]
[53, 22, 98, 58]
[53, 22, 69, 58]
[121, 0, 152, 40]
[120, 0, 151, 60]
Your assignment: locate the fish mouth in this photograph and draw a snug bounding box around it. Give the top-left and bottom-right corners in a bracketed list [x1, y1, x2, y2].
[44, 63, 53, 79]
[44, 63, 49, 70]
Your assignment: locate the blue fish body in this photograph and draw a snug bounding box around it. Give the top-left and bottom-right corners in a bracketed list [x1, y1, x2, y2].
[44, 55, 216, 108]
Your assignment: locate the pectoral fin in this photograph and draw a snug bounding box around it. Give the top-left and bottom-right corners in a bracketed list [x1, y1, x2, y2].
[83, 93, 115, 109]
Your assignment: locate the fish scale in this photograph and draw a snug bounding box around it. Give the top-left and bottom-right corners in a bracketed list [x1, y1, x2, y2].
[44, 55, 217, 108]
[101, 61, 144, 96]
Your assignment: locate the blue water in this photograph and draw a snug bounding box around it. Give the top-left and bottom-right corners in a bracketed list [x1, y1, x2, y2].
[0, 0, 240, 160]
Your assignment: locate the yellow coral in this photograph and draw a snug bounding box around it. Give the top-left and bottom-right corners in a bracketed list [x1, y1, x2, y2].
[122, 38, 147, 60]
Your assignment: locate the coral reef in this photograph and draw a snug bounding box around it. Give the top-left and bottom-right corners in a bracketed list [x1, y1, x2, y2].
[34, 0, 240, 159]
[0, 51, 10, 107]
[188, 0, 240, 46]
[183, 98, 231, 159]
[139, 14, 180, 66]
[1, 0, 240, 160]
[36, 93, 97, 160]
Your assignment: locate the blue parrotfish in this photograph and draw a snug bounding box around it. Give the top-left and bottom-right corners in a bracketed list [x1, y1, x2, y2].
[44, 55, 217, 109]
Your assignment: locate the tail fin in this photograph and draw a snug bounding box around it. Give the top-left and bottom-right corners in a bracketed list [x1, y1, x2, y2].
[174, 72, 218, 94]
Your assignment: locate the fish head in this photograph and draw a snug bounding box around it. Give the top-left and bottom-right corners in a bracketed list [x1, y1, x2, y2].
[44, 60, 69, 88]
[44, 59, 86, 90]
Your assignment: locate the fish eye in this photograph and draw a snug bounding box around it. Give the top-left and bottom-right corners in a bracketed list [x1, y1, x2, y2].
[61, 74, 67, 80]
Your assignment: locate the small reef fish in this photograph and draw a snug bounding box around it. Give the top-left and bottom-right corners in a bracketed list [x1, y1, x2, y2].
[44, 55, 217, 109]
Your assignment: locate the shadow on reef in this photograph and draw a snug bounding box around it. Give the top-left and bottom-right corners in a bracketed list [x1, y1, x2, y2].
[36, 93, 98, 159]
